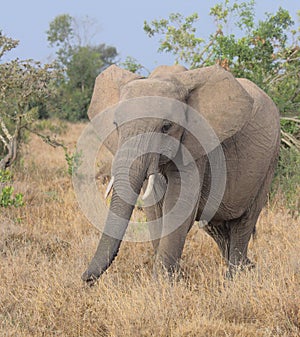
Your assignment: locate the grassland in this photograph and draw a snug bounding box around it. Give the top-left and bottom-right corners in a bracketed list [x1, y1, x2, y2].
[0, 123, 299, 336]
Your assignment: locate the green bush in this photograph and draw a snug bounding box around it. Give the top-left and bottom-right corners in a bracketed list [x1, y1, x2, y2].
[64, 149, 82, 176]
[272, 147, 300, 211]
[0, 170, 24, 208]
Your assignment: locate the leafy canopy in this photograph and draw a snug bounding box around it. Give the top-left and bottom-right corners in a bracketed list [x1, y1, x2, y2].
[144, 0, 299, 122]
[47, 14, 118, 120]
[0, 31, 59, 169]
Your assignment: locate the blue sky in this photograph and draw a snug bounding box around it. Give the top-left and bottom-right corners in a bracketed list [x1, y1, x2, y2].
[0, 0, 299, 71]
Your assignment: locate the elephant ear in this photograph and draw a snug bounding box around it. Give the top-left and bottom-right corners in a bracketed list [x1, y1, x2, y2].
[174, 65, 254, 164]
[88, 65, 141, 154]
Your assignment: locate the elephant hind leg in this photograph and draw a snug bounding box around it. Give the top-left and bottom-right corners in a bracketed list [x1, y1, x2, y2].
[204, 220, 231, 261]
[145, 205, 163, 253]
[226, 216, 257, 277]
[227, 162, 278, 276]
[204, 217, 255, 277]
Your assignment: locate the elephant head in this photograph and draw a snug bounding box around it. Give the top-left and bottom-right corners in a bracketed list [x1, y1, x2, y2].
[82, 64, 254, 283]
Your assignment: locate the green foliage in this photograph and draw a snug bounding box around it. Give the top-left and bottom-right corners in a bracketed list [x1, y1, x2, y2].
[144, 2, 300, 118]
[64, 149, 82, 176]
[46, 15, 118, 121]
[144, 13, 205, 69]
[0, 169, 13, 184]
[0, 31, 19, 58]
[56, 80, 92, 121]
[280, 118, 299, 136]
[33, 119, 68, 135]
[0, 59, 59, 116]
[47, 14, 73, 45]
[276, 118, 300, 212]
[144, 2, 297, 86]
[67, 46, 103, 90]
[0, 170, 24, 207]
[273, 147, 300, 211]
[280, 117, 300, 154]
[0, 32, 60, 169]
[121, 56, 146, 74]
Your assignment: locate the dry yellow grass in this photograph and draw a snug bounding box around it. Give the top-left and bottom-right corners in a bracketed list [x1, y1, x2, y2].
[1, 123, 299, 337]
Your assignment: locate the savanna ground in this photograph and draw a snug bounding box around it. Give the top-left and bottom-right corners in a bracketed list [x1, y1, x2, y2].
[0, 123, 299, 337]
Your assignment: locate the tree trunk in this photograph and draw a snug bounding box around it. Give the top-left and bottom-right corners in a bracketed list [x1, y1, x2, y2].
[0, 137, 17, 170]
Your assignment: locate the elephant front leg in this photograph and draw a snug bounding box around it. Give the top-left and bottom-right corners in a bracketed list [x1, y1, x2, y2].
[144, 204, 163, 254]
[154, 216, 196, 277]
[154, 167, 200, 278]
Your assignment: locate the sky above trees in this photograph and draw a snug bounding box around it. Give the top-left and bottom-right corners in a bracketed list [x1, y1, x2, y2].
[0, 0, 299, 70]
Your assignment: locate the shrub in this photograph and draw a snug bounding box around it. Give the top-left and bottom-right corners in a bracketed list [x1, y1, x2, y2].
[0, 170, 24, 208]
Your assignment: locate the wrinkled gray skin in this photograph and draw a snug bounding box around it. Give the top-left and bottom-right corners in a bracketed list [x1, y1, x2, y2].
[82, 64, 280, 284]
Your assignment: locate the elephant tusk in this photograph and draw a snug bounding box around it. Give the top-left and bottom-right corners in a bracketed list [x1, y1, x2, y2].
[142, 174, 156, 201]
[104, 176, 115, 199]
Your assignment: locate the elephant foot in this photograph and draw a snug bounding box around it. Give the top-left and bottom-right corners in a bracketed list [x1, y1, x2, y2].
[153, 260, 182, 283]
[81, 269, 101, 286]
[226, 258, 256, 279]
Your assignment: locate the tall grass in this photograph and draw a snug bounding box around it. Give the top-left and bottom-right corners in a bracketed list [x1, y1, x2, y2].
[0, 123, 299, 336]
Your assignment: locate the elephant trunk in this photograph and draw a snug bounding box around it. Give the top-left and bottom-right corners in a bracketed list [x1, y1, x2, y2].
[82, 151, 157, 284]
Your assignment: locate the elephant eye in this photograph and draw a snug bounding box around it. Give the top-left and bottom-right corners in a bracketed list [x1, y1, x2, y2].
[161, 121, 173, 133]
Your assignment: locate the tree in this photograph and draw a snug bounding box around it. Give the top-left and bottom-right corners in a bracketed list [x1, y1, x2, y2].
[47, 14, 74, 66]
[47, 15, 118, 120]
[144, 1, 296, 78]
[0, 32, 59, 169]
[144, 1, 300, 133]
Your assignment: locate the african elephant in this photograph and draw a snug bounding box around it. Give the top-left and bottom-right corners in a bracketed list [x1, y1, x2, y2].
[81, 64, 280, 284]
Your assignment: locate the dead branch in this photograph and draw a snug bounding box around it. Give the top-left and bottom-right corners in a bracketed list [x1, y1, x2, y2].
[280, 116, 300, 124]
[25, 127, 66, 150]
[281, 129, 300, 151]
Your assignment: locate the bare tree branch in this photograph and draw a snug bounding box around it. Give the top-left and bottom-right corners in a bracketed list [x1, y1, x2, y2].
[25, 127, 66, 149]
[281, 130, 300, 150]
[280, 117, 300, 124]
